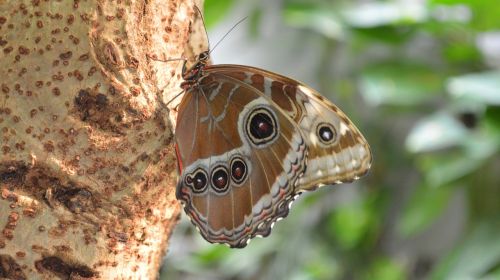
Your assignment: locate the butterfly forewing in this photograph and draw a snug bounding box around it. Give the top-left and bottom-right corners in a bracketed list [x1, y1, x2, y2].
[210, 65, 372, 191]
[293, 84, 372, 189]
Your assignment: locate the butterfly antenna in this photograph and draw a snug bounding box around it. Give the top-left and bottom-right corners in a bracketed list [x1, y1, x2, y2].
[209, 16, 247, 55]
[194, 5, 211, 48]
[194, 5, 246, 55]
[166, 90, 185, 106]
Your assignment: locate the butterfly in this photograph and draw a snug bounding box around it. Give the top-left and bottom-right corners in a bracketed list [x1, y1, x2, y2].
[172, 26, 372, 249]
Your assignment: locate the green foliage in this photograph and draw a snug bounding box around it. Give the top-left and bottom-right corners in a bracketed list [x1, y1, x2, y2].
[360, 63, 444, 106]
[365, 258, 406, 280]
[398, 183, 453, 237]
[283, 4, 343, 39]
[431, 222, 500, 279]
[327, 194, 379, 250]
[203, 0, 235, 28]
[162, 0, 500, 279]
[429, 0, 500, 31]
[447, 71, 500, 105]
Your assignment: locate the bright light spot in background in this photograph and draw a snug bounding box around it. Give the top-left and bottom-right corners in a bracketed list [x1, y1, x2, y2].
[405, 113, 468, 153]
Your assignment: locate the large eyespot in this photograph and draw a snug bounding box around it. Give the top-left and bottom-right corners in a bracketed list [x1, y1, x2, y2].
[316, 122, 337, 145]
[246, 107, 279, 147]
[185, 168, 208, 194]
[211, 166, 229, 194]
[230, 157, 248, 185]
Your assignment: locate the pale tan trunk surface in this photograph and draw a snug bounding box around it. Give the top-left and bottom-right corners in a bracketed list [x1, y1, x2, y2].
[0, 0, 206, 278]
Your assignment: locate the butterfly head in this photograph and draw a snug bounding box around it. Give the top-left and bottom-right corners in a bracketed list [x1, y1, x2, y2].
[196, 50, 210, 63]
[180, 51, 211, 90]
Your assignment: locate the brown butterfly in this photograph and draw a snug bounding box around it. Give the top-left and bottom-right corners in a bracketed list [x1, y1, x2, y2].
[173, 48, 372, 248]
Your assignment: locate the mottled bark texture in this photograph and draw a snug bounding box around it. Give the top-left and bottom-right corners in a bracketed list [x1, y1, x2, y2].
[0, 0, 206, 279]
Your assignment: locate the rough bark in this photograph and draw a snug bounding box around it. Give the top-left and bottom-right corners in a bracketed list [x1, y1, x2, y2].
[0, 0, 206, 278]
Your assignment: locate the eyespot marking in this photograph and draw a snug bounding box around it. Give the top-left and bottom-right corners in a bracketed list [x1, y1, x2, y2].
[316, 122, 337, 145]
[185, 168, 208, 194]
[245, 107, 279, 147]
[211, 165, 229, 193]
[230, 157, 248, 185]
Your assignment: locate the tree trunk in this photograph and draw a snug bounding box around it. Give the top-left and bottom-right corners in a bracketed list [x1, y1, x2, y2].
[0, 0, 205, 278]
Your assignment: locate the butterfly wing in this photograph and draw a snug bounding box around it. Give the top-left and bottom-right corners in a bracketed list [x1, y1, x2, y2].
[175, 72, 306, 248]
[211, 65, 372, 192]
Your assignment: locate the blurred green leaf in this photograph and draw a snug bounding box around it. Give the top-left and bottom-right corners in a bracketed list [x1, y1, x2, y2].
[443, 41, 481, 65]
[342, 2, 428, 28]
[447, 71, 500, 105]
[481, 265, 500, 280]
[195, 245, 231, 265]
[248, 6, 262, 38]
[204, 0, 235, 28]
[398, 184, 453, 237]
[476, 32, 500, 68]
[364, 258, 406, 280]
[406, 112, 468, 153]
[431, 221, 500, 280]
[328, 199, 373, 249]
[484, 106, 500, 137]
[414, 131, 497, 188]
[360, 63, 444, 106]
[421, 7, 481, 65]
[283, 4, 343, 39]
[429, 0, 500, 30]
[303, 255, 340, 280]
[352, 25, 418, 44]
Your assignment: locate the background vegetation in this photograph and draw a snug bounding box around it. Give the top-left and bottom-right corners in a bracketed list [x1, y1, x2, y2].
[161, 0, 500, 279]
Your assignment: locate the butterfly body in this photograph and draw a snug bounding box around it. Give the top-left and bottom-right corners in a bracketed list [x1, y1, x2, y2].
[174, 52, 371, 248]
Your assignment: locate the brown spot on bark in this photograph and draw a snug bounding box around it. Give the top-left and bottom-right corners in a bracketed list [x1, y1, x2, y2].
[53, 187, 95, 214]
[103, 43, 120, 66]
[0, 162, 28, 185]
[22, 208, 37, 217]
[0, 254, 26, 280]
[8, 212, 19, 223]
[95, 93, 108, 108]
[3, 46, 13, 54]
[18, 46, 29, 55]
[44, 141, 55, 152]
[108, 231, 129, 243]
[1, 84, 9, 93]
[2, 228, 13, 239]
[67, 14, 75, 25]
[73, 89, 123, 132]
[59, 51, 72, 60]
[35, 256, 97, 279]
[126, 55, 139, 69]
[52, 87, 61, 96]
[78, 53, 89, 61]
